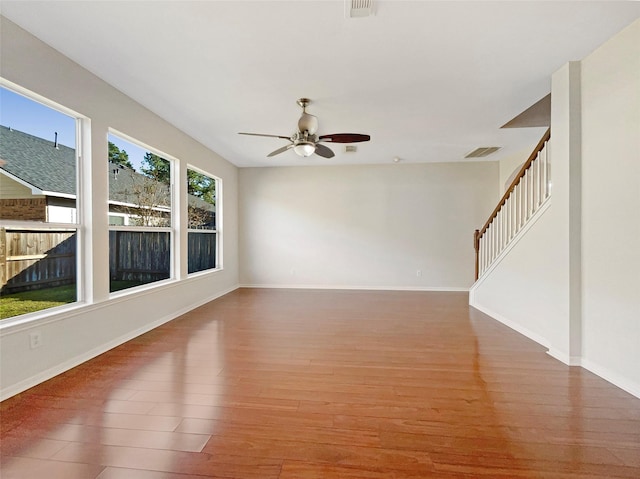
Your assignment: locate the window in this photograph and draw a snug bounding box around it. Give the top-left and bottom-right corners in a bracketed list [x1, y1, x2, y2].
[187, 167, 219, 274]
[108, 133, 173, 293]
[0, 84, 81, 319]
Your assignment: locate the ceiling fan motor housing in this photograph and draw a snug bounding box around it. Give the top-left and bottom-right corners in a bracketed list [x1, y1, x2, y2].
[298, 112, 318, 134]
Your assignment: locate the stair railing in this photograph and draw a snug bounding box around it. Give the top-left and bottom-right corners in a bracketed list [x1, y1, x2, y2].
[474, 129, 551, 280]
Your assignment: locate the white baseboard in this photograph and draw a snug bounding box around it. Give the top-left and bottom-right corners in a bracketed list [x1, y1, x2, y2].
[547, 348, 581, 366]
[579, 357, 640, 399]
[0, 284, 239, 402]
[239, 284, 469, 292]
[470, 301, 640, 400]
[469, 301, 551, 350]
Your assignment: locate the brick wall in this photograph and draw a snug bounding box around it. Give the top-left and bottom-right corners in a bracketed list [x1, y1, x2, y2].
[0, 198, 47, 221]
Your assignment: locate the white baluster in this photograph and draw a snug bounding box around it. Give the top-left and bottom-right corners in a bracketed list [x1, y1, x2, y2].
[513, 183, 520, 235]
[482, 228, 486, 271]
[521, 179, 526, 227]
[500, 205, 507, 252]
[529, 164, 535, 216]
[485, 227, 490, 269]
[531, 153, 540, 208]
[540, 147, 545, 203]
[482, 234, 486, 276]
[497, 212, 503, 256]
[524, 172, 530, 221]
[543, 142, 550, 199]
[492, 223, 497, 262]
[509, 192, 516, 241]
[496, 218, 500, 258]
[547, 142, 552, 199]
[509, 194, 514, 242]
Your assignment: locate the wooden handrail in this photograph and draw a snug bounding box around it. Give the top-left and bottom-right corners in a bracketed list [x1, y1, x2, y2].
[474, 128, 550, 280]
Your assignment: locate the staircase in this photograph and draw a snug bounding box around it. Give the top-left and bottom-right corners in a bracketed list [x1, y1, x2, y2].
[474, 129, 551, 280]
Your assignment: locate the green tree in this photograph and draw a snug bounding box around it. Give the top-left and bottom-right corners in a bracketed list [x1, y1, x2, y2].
[108, 141, 133, 169]
[141, 152, 170, 185]
[141, 154, 215, 205]
[187, 170, 216, 205]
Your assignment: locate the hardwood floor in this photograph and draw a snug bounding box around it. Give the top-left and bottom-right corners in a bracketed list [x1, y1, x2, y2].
[1, 289, 639, 478]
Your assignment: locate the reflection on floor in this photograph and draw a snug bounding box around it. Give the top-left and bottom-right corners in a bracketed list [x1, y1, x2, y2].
[1, 289, 639, 478]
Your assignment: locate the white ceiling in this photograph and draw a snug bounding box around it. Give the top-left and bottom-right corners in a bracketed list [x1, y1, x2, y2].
[2, 1, 639, 167]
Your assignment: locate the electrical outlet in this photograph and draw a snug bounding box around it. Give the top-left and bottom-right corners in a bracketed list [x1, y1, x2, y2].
[29, 331, 43, 349]
[416, 270, 422, 277]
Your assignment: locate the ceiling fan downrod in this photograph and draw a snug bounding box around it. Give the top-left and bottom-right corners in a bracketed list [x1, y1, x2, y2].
[296, 97, 311, 112]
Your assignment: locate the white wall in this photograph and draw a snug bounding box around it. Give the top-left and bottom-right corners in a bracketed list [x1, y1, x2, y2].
[0, 17, 239, 400]
[499, 146, 530, 193]
[471, 19, 640, 398]
[580, 20, 640, 394]
[239, 162, 498, 290]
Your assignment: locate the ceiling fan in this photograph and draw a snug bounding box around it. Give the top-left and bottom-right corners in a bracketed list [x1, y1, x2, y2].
[239, 98, 370, 158]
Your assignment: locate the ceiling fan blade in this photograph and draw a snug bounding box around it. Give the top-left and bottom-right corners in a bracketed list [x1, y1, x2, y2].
[239, 132, 291, 140]
[318, 133, 370, 143]
[267, 144, 294, 157]
[314, 143, 335, 158]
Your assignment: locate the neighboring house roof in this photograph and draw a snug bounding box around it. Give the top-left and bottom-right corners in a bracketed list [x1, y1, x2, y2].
[0, 125, 215, 213]
[0, 125, 76, 196]
[107, 163, 171, 209]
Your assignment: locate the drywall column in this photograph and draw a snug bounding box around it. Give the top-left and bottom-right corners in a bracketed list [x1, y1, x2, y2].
[546, 61, 582, 364]
[568, 69, 583, 365]
[567, 64, 583, 364]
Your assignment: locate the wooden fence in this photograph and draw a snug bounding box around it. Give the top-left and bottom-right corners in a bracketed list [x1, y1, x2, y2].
[0, 228, 77, 294]
[109, 230, 171, 282]
[187, 231, 217, 274]
[1, 228, 217, 293]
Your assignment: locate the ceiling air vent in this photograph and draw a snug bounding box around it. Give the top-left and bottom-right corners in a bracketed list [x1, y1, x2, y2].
[346, 0, 374, 18]
[464, 146, 501, 159]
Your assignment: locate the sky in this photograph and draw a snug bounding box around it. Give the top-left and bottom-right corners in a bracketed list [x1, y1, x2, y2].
[0, 86, 76, 148]
[108, 133, 149, 172]
[1, 86, 148, 171]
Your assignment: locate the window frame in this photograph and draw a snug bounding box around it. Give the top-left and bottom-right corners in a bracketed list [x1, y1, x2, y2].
[107, 129, 178, 296]
[0, 79, 86, 324]
[186, 164, 222, 276]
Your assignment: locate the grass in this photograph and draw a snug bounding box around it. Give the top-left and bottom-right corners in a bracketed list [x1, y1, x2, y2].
[1, 284, 76, 319]
[1, 281, 146, 319]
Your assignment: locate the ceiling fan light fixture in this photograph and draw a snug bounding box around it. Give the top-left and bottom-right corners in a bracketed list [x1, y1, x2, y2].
[294, 142, 316, 157]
